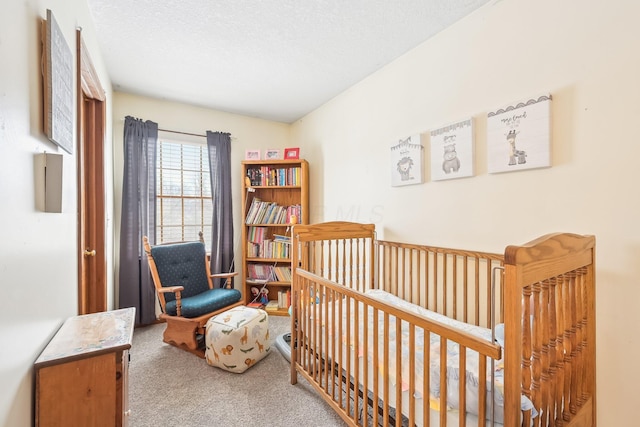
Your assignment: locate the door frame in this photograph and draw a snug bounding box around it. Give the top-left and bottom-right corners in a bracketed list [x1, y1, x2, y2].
[76, 30, 107, 314]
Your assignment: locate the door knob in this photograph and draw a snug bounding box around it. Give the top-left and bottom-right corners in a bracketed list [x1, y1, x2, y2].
[84, 249, 96, 256]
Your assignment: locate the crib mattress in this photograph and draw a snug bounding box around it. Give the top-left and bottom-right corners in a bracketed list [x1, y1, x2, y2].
[305, 289, 535, 426]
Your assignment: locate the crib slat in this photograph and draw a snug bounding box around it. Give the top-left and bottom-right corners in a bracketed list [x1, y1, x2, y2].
[482, 258, 492, 325]
[451, 255, 457, 320]
[531, 283, 542, 427]
[409, 323, 415, 427]
[522, 285, 533, 409]
[477, 354, 485, 427]
[576, 268, 586, 407]
[460, 345, 468, 427]
[383, 312, 390, 427]
[551, 277, 561, 426]
[373, 308, 380, 427]
[434, 253, 440, 314]
[563, 273, 574, 422]
[569, 271, 579, 418]
[423, 330, 430, 427]
[439, 335, 447, 427]
[395, 318, 401, 427]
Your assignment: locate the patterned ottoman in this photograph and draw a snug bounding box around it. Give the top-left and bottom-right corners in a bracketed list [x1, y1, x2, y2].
[204, 306, 270, 373]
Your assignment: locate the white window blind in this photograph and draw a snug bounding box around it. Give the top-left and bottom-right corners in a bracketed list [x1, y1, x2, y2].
[156, 139, 212, 248]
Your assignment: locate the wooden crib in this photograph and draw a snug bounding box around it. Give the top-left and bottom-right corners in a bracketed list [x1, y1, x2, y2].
[289, 221, 596, 427]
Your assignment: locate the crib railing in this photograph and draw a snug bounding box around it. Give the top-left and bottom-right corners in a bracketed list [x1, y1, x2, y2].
[292, 268, 503, 427]
[288, 223, 506, 329]
[375, 240, 504, 328]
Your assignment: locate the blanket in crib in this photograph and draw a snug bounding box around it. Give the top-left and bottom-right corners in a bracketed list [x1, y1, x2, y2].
[310, 289, 536, 423]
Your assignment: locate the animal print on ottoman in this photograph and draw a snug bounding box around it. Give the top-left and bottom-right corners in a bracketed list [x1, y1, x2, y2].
[204, 306, 270, 373]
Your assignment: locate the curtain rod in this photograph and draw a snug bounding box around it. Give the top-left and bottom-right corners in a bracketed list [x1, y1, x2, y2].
[158, 128, 206, 138]
[158, 127, 235, 140]
[121, 119, 234, 140]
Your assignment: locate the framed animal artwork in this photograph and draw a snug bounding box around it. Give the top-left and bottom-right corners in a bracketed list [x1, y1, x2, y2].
[487, 94, 552, 173]
[430, 118, 474, 181]
[390, 134, 424, 187]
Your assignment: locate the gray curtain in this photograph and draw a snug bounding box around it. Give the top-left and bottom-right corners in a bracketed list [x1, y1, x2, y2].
[206, 131, 234, 287]
[118, 116, 158, 325]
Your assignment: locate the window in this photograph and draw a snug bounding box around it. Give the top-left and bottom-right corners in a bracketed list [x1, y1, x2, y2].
[156, 139, 212, 247]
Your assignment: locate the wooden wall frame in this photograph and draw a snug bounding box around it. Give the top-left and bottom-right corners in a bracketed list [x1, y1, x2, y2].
[42, 9, 74, 154]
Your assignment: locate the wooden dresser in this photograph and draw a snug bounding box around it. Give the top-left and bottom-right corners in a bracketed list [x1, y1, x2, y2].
[34, 308, 135, 427]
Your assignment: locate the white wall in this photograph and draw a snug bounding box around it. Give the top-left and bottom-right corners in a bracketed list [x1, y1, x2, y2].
[0, 1, 113, 426]
[111, 92, 291, 291]
[291, 0, 640, 424]
[3, 0, 636, 425]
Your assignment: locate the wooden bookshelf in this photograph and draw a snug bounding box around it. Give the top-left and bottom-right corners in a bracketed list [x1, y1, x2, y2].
[240, 159, 308, 316]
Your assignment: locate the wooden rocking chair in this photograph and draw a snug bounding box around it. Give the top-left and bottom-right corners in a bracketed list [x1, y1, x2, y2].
[143, 234, 243, 358]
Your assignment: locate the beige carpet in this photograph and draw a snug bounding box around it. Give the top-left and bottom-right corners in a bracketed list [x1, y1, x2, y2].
[129, 315, 346, 426]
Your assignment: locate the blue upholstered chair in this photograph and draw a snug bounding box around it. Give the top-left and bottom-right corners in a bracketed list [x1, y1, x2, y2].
[143, 235, 243, 358]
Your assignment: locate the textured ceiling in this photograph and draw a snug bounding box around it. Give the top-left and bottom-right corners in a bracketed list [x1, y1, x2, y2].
[87, 0, 490, 123]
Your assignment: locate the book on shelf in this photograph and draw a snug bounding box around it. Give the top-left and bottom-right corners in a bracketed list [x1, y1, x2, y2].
[246, 240, 290, 259]
[247, 265, 290, 283]
[272, 266, 292, 282]
[245, 168, 263, 186]
[273, 233, 291, 243]
[245, 198, 303, 225]
[247, 302, 265, 309]
[247, 226, 267, 243]
[246, 166, 302, 187]
[249, 241, 260, 258]
[277, 289, 291, 309]
[266, 205, 282, 224]
[252, 201, 269, 224]
[265, 300, 280, 312]
[246, 264, 274, 281]
[245, 198, 262, 224]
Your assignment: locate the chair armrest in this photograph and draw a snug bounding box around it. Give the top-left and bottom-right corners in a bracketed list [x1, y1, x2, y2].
[158, 286, 184, 316]
[210, 272, 238, 289]
[157, 286, 184, 294]
[210, 272, 238, 279]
